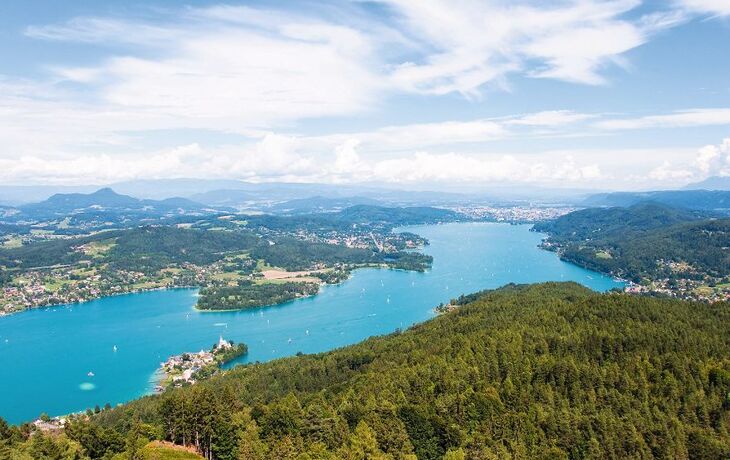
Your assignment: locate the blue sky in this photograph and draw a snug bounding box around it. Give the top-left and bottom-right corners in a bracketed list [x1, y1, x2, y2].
[0, 0, 729, 190]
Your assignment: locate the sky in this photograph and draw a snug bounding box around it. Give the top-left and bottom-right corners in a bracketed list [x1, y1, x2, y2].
[0, 0, 729, 190]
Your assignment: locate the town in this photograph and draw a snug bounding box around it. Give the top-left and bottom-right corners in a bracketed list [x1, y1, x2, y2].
[156, 336, 248, 391]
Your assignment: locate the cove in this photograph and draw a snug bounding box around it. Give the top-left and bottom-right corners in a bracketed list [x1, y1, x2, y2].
[0, 223, 623, 424]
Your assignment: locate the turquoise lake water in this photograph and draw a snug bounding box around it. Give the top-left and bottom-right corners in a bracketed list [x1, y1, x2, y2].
[0, 223, 623, 424]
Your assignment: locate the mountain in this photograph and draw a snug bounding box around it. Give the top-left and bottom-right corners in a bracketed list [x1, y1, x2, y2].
[0, 185, 100, 206]
[583, 189, 730, 213]
[188, 188, 259, 207]
[24, 187, 139, 210]
[18, 283, 729, 459]
[533, 202, 704, 241]
[19, 188, 209, 217]
[109, 178, 256, 200]
[684, 176, 730, 190]
[267, 196, 381, 214]
[534, 203, 730, 282]
[190, 184, 472, 208]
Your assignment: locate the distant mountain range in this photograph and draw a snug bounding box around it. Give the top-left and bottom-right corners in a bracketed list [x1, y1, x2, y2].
[583, 189, 730, 213]
[683, 175, 730, 191]
[266, 196, 382, 214]
[188, 184, 472, 208]
[1, 179, 579, 208]
[19, 188, 211, 217]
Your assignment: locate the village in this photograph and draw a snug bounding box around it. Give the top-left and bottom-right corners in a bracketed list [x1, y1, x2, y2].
[156, 336, 248, 391]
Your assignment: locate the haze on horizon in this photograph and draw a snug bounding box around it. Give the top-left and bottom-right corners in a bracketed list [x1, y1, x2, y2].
[1, 0, 730, 191]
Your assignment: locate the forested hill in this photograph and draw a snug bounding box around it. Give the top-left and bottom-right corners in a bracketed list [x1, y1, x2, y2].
[533, 203, 730, 284]
[19, 188, 209, 216]
[9, 283, 728, 459]
[235, 205, 462, 234]
[533, 202, 703, 242]
[0, 226, 259, 272]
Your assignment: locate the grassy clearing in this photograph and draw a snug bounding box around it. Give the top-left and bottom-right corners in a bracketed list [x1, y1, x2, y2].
[137, 441, 203, 459]
[81, 239, 117, 257]
[2, 237, 24, 248]
[211, 271, 247, 282]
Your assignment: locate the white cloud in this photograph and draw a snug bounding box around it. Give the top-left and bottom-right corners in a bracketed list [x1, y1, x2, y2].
[1, 2, 726, 189]
[648, 161, 695, 181]
[25, 17, 182, 45]
[677, 0, 730, 16]
[369, 151, 603, 184]
[310, 111, 596, 153]
[594, 108, 730, 130]
[505, 110, 596, 127]
[383, 0, 665, 93]
[695, 138, 730, 175]
[21, 7, 383, 133]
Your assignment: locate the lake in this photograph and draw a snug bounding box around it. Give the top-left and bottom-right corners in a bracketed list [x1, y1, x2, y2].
[0, 223, 623, 423]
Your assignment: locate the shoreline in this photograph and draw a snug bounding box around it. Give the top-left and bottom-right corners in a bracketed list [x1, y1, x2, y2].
[0, 285, 199, 318]
[1, 222, 627, 425]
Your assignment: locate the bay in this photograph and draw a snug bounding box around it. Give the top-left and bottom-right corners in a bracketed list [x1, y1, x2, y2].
[0, 223, 623, 423]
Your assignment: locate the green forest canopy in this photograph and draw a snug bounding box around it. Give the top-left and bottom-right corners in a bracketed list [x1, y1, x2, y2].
[534, 203, 730, 282]
[5, 282, 727, 459]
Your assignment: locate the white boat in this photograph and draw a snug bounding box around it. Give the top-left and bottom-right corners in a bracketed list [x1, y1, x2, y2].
[87, 371, 95, 377]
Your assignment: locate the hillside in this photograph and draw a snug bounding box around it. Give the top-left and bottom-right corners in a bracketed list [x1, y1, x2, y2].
[238, 205, 462, 235]
[4, 283, 727, 459]
[533, 202, 703, 242]
[0, 220, 433, 313]
[534, 204, 730, 301]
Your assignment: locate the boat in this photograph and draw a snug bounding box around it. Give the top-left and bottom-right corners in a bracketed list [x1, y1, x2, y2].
[112, 345, 117, 352]
[87, 371, 95, 377]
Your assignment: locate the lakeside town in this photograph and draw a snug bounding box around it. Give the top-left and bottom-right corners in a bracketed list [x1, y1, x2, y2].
[448, 205, 576, 223]
[155, 336, 248, 391]
[0, 214, 433, 314]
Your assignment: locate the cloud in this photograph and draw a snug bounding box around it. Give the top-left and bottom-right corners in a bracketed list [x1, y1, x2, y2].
[648, 161, 695, 181]
[369, 151, 602, 184]
[676, 0, 730, 17]
[695, 138, 730, 175]
[309, 111, 597, 153]
[382, 0, 667, 93]
[643, 138, 730, 183]
[1, 2, 726, 189]
[23, 7, 383, 132]
[594, 108, 730, 130]
[25, 17, 182, 45]
[505, 110, 597, 127]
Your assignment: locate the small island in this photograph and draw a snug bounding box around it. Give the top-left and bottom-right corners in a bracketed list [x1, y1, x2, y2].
[155, 336, 247, 391]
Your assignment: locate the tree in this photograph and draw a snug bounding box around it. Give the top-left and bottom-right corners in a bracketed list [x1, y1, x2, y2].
[340, 421, 388, 460]
[443, 448, 465, 460]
